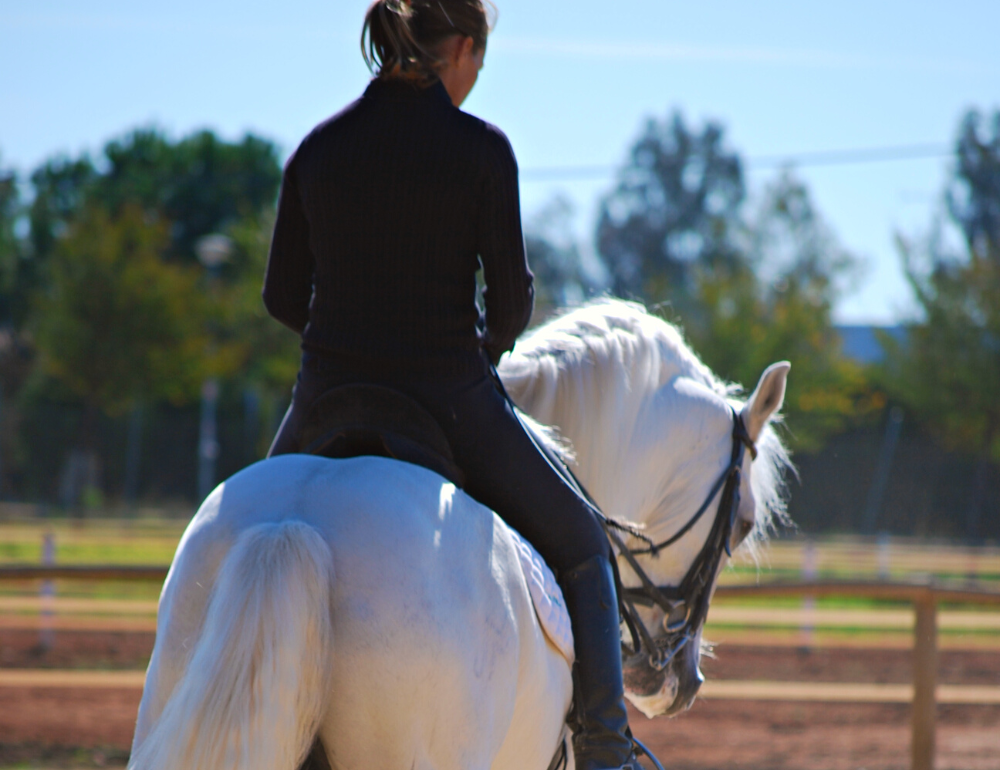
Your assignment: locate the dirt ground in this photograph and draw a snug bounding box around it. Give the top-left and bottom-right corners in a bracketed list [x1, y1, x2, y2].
[1, 629, 998, 769]
[630, 700, 1000, 770]
[0, 629, 154, 671]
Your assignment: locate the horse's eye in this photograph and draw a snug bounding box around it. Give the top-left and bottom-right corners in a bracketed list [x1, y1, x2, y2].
[732, 517, 753, 547]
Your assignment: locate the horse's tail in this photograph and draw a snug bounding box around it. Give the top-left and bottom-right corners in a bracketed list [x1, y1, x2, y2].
[129, 520, 334, 770]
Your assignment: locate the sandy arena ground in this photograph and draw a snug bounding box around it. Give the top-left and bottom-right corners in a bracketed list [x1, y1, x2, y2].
[1, 629, 998, 769]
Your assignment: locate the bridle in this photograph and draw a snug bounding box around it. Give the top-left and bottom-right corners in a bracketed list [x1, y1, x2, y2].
[487, 360, 758, 671]
[491, 364, 752, 770]
[605, 407, 757, 671]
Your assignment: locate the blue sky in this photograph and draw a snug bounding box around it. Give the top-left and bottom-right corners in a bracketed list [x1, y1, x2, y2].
[2, 0, 998, 323]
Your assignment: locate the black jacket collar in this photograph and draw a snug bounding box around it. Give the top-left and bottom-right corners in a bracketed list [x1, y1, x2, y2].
[364, 77, 452, 107]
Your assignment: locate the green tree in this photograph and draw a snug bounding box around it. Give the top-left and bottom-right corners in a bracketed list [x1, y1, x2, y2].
[0, 129, 285, 502]
[0, 159, 21, 317]
[33, 204, 210, 434]
[22, 128, 282, 325]
[221, 211, 300, 393]
[596, 111, 744, 309]
[880, 109, 1000, 538]
[20, 156, 98, 329]
[28, 156, 97, 262]
[685, 171, 870, 450]
[595, 109, 869, 450]
[883, 238, 1000, 454]
[947, 110, 1000, 263]
[21, 127, 284, 401]
[94, 128, 282, 260]
[524, 196, 601, 322]
[0, 158, 36, 451]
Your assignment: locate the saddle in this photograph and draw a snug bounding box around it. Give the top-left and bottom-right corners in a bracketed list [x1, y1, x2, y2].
[299, 383, 465, 488]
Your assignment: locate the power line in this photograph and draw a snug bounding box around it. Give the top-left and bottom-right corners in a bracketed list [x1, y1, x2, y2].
[519, 141, 953, 183]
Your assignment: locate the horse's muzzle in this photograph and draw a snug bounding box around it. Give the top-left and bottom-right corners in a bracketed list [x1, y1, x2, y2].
[622, 647, 704, 717]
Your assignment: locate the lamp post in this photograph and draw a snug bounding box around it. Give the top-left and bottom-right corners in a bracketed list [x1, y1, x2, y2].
[195, 234, 232, 502]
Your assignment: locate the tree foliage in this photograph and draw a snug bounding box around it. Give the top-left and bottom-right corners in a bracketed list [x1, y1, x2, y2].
[19, 128, 281, 331]
[947, 110, 1000, 263]
[218, 211, 301, 392]
[594, 110, 867, 450]
[18, 126, 287, 407]
[28, 156, 97, 263]
[94, 129, 282, 260]
[13, 108, 997, 502]
[32, 204, 209, 418]
[596, 111, 744, 308]
[524, 196, 602, 322]
[883, 239, 1000, 458]
[0, 158, 21, 309]
[0, 126, 296, 501]
[685, 172, 870, 450]
[880, 109, 1000, 462]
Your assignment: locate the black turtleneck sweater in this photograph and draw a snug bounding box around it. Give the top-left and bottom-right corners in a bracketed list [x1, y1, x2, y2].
[263, 78, 534, 378]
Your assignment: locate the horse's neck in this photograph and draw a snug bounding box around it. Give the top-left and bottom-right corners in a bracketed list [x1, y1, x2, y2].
[504, 356, 662, 526]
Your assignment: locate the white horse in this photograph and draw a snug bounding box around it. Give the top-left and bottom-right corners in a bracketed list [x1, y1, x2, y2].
[129, 299, 790, 770]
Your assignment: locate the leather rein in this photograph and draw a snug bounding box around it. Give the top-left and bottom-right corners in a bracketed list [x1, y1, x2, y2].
[486, 360, 757, 671]
[606, 408, 757, 670]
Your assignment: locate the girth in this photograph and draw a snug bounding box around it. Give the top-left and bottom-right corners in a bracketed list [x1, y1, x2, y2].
[300, 383, 465, 488]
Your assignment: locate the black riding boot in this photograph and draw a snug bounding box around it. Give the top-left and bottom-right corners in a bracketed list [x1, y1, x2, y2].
[560, 554, 643, 770]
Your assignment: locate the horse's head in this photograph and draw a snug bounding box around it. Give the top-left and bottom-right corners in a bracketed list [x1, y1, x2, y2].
[618, 361, 790, 717]
[500, 300, 792, 718]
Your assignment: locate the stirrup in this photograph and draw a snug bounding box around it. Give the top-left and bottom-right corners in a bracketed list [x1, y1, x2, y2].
[626, 732, 664, 770]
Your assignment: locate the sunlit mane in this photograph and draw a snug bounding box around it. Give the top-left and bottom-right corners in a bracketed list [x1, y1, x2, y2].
[500, 298, 791, 551]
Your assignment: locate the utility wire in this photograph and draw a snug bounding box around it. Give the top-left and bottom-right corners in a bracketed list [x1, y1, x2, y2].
[519, 141, 953, 182]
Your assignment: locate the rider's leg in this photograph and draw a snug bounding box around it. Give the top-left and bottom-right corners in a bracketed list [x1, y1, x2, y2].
[560, 556, 637, 770]
[267, 370, 308, 457]
[405, 374, 643, 770]
[266, 354, 343, 458]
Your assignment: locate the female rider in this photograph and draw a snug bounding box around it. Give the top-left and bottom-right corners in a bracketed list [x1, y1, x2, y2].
[264, 2, 649, 768]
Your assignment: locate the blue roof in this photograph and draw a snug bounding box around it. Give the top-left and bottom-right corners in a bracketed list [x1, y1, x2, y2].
[835, 325, 906, 364]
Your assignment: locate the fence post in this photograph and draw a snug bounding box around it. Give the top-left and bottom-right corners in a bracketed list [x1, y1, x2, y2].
[39, 532, 55, 651]
[799, 540, 818, 650]
[197, 379, 220, 502]
[911, 589, 937, 770]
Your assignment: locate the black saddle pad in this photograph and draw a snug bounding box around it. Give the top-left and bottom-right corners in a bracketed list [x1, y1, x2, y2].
[300, 383, 465, 488]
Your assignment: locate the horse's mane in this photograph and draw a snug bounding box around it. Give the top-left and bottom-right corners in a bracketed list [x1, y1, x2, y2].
[500, 298, 791, 553]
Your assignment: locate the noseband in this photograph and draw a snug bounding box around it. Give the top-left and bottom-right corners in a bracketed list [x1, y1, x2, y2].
[605, 408, 757, 670]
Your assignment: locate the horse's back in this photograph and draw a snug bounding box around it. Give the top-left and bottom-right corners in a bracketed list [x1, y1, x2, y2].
[140, 455, 568, 770]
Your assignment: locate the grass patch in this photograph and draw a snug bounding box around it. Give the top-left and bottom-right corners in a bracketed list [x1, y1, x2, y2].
[0, 745, 128, 770]
[0, 520, 185, 567]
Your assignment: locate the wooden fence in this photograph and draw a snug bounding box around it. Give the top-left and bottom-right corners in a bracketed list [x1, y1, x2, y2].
[1, 567, 999, 770]
[714, 580, 1000, 770]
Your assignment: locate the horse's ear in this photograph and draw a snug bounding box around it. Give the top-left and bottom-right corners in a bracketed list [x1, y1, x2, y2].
[741, 362, 790, 442]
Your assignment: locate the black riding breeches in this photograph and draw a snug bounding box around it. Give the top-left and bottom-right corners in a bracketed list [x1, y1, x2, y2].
[268, 354, 611, 573]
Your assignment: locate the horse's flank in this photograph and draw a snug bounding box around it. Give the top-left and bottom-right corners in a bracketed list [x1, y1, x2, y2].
[131, 457, 572, 770]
